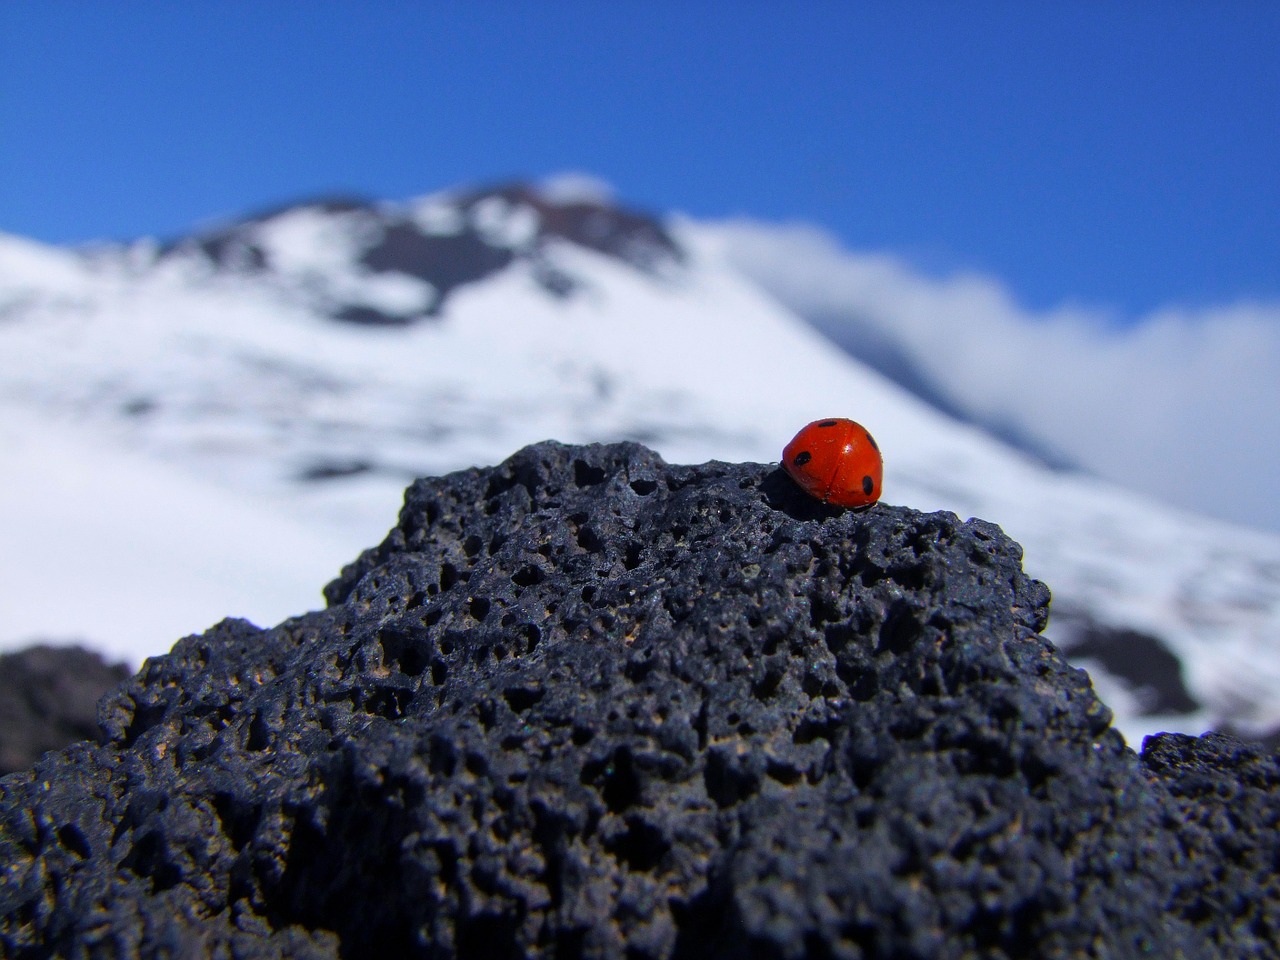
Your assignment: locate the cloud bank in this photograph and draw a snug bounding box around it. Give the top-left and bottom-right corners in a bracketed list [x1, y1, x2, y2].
[712, 220, 1280, 533]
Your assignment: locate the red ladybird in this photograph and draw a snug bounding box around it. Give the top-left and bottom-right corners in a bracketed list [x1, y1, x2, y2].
[782, 418, 883, 509]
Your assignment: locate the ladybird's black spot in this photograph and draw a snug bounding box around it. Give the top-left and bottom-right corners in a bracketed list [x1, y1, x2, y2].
[862, 476, 874, 496]
[792, 451, 812, 467]
[865, 432, 879, 452]
[817, 420, 839, 428]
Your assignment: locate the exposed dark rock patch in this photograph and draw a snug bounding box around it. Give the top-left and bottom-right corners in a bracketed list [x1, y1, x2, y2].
[2, 441, 1277, 958]
[1058, 620, 1202, 717]
[356, 220, 513, 317]
[0, 644, 131, 775]
[330, 303, 432, 327]
[297, 459, 376, 482]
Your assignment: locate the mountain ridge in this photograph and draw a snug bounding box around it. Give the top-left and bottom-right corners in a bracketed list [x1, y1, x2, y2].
[147, 182, 684, 326]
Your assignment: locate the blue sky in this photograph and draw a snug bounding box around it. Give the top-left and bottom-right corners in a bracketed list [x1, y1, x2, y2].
[2, 2, 1278, 319]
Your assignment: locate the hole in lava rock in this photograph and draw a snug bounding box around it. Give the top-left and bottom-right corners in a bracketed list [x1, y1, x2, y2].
[484, 473, 517, 501]
[457, 912, 520, 958]
[523, 623, 541, 653]
[752, 662, 785, 700]
[120, 701, 169, 748]
[439, 564, 461, 591]
[427, 734, 457, 775]
[848, 669, 879, 702]
[121, 830, 182, 894]
[876, 601, 922, 655]
[704, 747, 762, 808]
[502, 685, 545, 714]
[246, 710, 272, 751]
[576, 524, 603, 553]
[583, 747, 643, 813]
[356, 685, 412, 721]
[765, 759, 804, 786]
[605, 815, 669, 873]
[378, 624, 430, 677]
[57, 823, 91, 859]
[211, 792, 258, 852]
[573, 460, 607, 487]
[512, 565, 545, 588]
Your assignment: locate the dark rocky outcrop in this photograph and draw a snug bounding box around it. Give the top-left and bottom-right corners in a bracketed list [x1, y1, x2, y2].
[1, 441, 1277, 958]
[0, 644, 131, 776]
[1055, 618, 1202, 717]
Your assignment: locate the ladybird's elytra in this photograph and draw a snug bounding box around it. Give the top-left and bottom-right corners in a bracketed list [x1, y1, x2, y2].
[782, 418, 883, 509]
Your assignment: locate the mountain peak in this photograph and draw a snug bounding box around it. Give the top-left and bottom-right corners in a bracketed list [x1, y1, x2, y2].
[154, 181, 684, 325]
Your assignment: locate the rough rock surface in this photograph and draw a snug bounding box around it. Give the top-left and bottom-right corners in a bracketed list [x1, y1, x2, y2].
[0, 644, 131, 776]
[1, 441, 1277, 959]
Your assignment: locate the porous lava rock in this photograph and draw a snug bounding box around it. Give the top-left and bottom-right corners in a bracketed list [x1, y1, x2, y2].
[1, 441, 1277, 959]
[0, 644, 132, 776]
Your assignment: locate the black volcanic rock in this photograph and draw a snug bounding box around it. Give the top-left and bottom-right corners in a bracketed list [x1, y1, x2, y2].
[1141, 732, 1280, 956]
[2, 441, 1277, 959]
[0, 644, 131, 775]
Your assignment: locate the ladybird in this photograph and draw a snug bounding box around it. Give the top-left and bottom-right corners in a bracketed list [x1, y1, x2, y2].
[782, 418, 882, 509]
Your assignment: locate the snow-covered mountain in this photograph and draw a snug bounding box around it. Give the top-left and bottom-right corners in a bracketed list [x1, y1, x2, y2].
[2, 179, 1278, 747]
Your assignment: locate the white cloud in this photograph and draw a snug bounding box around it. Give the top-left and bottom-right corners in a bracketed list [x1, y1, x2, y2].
[711, 220, 1280, 533]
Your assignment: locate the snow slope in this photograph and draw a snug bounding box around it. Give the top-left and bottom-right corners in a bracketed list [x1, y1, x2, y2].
[1, 182, 1278, 745]
[0, 406, 352, 666]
